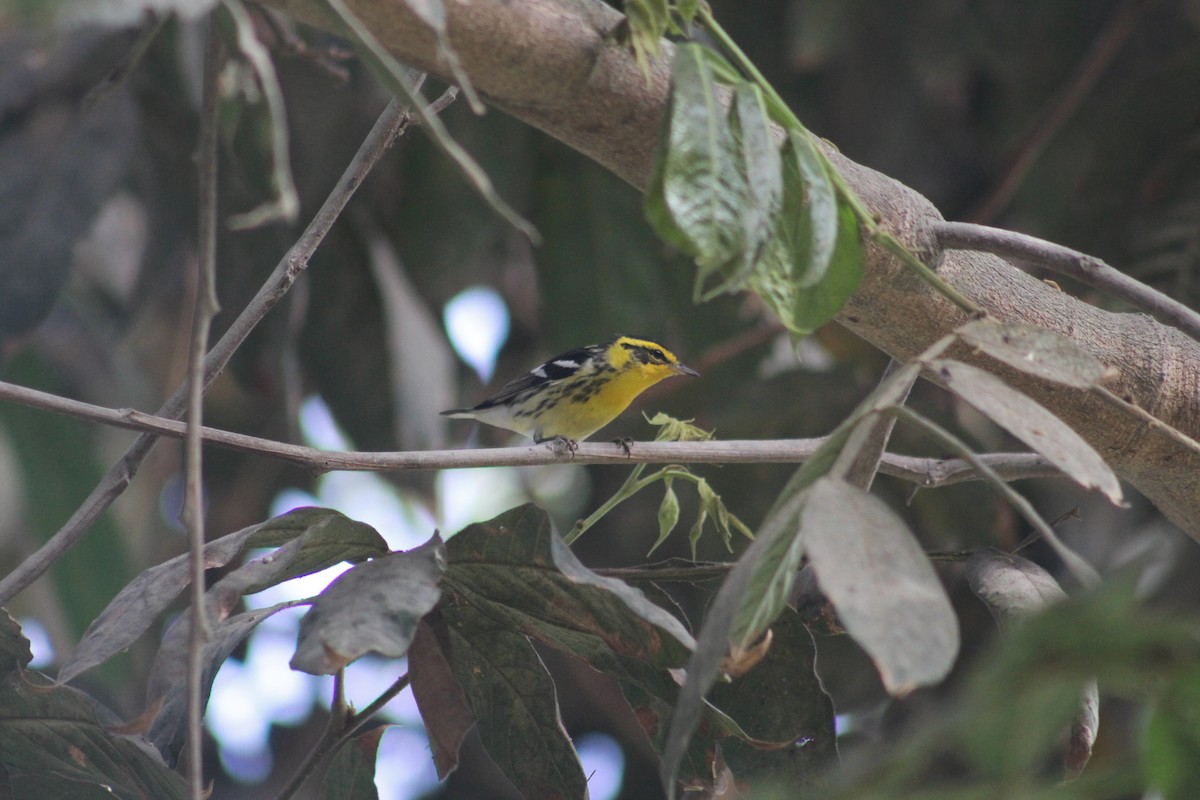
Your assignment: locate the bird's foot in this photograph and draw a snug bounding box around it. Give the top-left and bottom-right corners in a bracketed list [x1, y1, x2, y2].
[612, 436, 634, 457]
[545, 436, 579, 458]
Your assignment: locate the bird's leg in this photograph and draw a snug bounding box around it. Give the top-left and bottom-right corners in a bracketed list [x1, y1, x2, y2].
[612, 436, 634, 457]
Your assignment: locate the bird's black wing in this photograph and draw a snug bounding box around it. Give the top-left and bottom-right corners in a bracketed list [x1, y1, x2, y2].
[471, 344, 596, 410]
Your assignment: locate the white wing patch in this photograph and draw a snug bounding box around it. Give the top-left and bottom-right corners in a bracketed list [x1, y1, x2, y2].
[553, 359, 579, 369]
[532, 366, 548, 378]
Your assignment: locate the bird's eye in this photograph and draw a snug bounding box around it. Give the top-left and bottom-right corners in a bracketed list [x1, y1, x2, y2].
[652, 349, 665, 360]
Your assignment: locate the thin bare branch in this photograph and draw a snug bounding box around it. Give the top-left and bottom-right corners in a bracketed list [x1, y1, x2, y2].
[184, 22, 222, 799]
[935, 220, 1200, 344]
[0, 378, 1062, 485]
[275, 671, 411, 800]
[0, 87, 457, 606]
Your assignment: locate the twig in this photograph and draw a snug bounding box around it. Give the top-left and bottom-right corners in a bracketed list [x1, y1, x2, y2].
[935, 221, 1200, 345]
[184, 23, 222, 799]
[275, 671, 411, 800]
[0, 87, 457, 606]
[967, 0, 1149, 223]
[1094, 386, 1200, 457]
[320, 0, 539, 242]
[890, 406, 1100, 589]
[257, 6, 353, 83]
[0, 378, 1063, 484]
[595, 561, 734, 582]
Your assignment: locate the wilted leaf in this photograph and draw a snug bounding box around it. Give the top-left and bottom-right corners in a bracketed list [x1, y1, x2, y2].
[930, 359, 1123, 504]
[147, 601, 295, 766]
[290, 535, 445, 675]
[408, 616, 475, 779]
[646, 44, 748, 278]
[1065, 680, 1099, 782]
[966, 550, 1067, 627]
[956, 319, 1108, 389]
[801, 478, 958, 695]
[215, 509, 391, 601]
[965, 550, 1097, 782]
[441, 606, 587, 800]
[59, 507, 388, 685]
[324, 726, 387, 800]
[0, 666, 188, 798]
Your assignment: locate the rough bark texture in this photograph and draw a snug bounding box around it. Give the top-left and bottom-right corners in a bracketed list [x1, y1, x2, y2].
[265, 0, 1200, 537]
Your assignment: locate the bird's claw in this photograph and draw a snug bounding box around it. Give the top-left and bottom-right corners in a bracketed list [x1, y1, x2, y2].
[612, 436, 634, 457]
[546, 436, 579, 458]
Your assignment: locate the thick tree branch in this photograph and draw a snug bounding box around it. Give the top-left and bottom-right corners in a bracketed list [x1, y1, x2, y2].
[261, 0, 1200, 536]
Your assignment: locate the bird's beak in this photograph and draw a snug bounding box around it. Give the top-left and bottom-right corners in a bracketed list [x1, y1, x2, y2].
[674, 363, 700, 377]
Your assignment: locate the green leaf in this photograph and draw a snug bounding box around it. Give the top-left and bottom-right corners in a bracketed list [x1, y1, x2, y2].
[930, 358, 1123, 504]
[290, 534, 445, 674]
[748, 128, 865, 334]
[698, 82, 784, 299]
[687, 504, 709, 559]
[0, 668, 188, 798]
[442, 505, 693, 697]
[674, 0, 700, 30]
[645, 44, 749, 281]
[791, 198, 865, 333]
[324, 727, 387, 800]
[441, 605, 587, 799]
[799, 477, 959, 695]
[789, 130, 839, 289]
[752, 133, 809, 318]
[709, 608, 838, 785]
[650, 478, 681, 555]
[623, 0, 669, 77]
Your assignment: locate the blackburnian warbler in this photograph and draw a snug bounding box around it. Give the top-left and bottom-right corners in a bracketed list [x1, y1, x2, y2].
[441, 335, 699, 443]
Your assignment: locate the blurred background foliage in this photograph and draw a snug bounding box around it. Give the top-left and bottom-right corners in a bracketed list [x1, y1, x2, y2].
[1, 0, 1200, 797]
